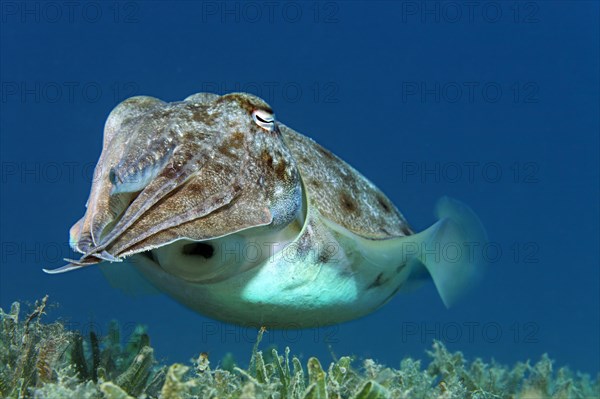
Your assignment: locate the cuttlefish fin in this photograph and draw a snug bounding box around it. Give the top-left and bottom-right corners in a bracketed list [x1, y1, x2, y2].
[405, 197, 488, 307]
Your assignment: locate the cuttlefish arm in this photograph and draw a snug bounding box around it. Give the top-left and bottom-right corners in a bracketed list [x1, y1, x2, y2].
[47, 93, 303, 273]
[69, 96, 167, 256]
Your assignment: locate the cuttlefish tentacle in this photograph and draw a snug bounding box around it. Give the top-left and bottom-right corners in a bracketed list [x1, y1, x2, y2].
[71, 96, 166, 254]
[89, 123, 289, 258]
[89, 97, 168, 245]
[83, 101, 229, 255]
[85, 125, 246, 256]
[61, 93, 302, 269]
[88, 151, 204, 253]
[88, 123, 195, 248]
[99, 164, 247, 257]
[103, 124, 299, 257]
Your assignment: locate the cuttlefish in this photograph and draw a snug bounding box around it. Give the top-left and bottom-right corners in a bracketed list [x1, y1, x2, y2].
[45, 92, 486, 328]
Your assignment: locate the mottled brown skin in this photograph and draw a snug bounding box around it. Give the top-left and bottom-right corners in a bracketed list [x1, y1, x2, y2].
[65, 92, 412, 270]
[279, 124, 413, 239]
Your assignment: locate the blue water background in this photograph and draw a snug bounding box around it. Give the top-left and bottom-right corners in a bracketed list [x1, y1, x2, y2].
[1, 1, 598, 373]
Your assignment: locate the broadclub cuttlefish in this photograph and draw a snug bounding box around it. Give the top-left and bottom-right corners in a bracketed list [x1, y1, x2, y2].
[45, 92, 487, 328]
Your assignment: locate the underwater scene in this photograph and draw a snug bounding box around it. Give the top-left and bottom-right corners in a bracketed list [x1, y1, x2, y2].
[0, 1, 598, 398]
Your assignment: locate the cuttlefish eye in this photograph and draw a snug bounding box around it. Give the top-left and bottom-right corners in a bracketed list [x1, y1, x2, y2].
[252, 109, 275, 131]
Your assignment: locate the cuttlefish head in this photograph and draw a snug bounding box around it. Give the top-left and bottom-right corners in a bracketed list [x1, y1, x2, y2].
[47, 92, 303, 273]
